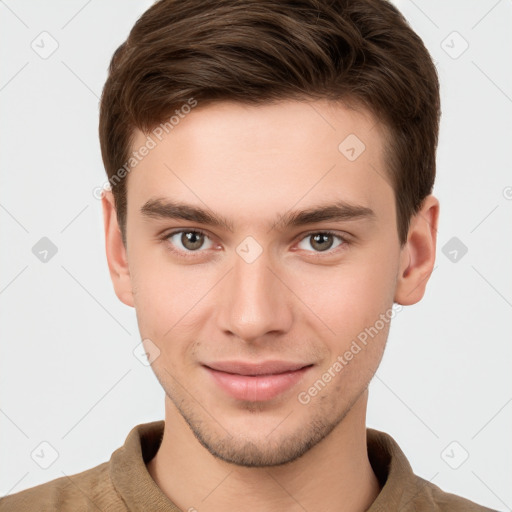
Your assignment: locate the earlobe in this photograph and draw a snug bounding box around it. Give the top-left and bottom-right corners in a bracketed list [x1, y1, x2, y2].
[394, 195, 439, 306]
[101, 190, 135, 308]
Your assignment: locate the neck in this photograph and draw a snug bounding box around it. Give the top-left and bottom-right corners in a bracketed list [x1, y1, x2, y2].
[147, 390, 380, 512]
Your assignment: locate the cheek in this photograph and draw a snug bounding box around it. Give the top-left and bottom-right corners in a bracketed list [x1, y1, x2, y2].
[291, 254, 397, 334]
[131, 270, 197, 383]
[130, 256, 184, 338]
[127, 234, 238, 375]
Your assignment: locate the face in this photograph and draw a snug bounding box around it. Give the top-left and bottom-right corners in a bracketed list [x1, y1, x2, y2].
[105, 99, 424, 467]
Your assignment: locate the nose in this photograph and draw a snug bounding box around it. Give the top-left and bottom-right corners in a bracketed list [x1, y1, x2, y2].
[217, 247, 294, 343]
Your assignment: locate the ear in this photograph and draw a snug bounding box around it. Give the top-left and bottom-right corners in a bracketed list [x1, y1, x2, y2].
[394, 195, 439, 306]
[101, 190, 135, 308]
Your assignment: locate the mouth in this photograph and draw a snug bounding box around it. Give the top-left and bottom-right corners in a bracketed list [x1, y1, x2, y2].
[202, 361, 314, 402]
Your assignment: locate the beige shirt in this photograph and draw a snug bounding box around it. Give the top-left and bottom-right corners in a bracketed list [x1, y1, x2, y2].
[0, 420, 497, 511]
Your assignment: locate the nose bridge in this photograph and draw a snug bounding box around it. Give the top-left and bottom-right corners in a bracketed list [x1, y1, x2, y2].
[219, 246, 292, 341]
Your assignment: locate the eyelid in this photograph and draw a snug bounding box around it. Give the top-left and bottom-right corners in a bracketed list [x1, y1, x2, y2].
[164, 227, 212, 240]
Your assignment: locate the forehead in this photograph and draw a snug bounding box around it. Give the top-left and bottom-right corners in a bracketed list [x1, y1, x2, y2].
[125, 99, 394, 227]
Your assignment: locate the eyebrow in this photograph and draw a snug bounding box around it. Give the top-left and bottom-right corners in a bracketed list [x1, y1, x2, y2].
[140, 197, 376, 232]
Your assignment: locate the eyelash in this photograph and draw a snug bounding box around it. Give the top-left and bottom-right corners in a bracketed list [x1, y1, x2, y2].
[160, 229, 350, 259]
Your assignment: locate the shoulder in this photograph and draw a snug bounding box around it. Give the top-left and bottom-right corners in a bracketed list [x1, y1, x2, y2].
[0, 461, 126, 512]
[366, 428, 498, 512]
[405, 474, 498, 512]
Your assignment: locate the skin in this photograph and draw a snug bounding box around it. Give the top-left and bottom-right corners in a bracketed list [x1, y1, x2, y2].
[102, 99, 439, 512]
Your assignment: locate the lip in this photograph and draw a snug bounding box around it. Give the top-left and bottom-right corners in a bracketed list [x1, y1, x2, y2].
[203, 360, 313, 402]
[205, 360, 310, 375]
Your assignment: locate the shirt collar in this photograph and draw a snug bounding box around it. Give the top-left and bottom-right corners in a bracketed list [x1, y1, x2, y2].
[110, 421, 419, 511]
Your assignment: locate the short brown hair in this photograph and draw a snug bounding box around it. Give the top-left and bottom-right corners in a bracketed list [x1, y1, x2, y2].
[99, 0, 440, 247]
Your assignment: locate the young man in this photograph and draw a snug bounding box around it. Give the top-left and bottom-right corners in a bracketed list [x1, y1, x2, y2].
[0, 0, 498, 511]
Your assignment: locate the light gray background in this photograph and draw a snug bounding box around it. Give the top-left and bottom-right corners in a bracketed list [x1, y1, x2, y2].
[1, 1, 511, 510]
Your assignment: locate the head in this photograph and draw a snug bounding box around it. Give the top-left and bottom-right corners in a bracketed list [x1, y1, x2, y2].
[100, 0, 440, 467]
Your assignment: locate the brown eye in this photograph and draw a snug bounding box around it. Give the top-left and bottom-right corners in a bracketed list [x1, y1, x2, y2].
[181, 231, 204, 250]
[310, 233, 334, 251]
[166, 230, 214, 253]
[297, 232, 345, 253]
